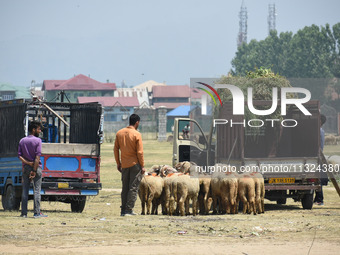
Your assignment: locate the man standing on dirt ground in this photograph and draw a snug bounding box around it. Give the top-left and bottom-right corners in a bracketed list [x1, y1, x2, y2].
[314, 114, 328, 206]
[114, 114, 145, 216]
[18, 120, 47, 218]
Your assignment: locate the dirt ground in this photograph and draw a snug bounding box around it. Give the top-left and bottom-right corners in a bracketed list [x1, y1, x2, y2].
[1, 142, 340, 254]
[1, 186, 340, 255]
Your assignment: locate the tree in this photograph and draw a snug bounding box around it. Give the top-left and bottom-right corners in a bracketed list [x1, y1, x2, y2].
[231, 23, 340, 79]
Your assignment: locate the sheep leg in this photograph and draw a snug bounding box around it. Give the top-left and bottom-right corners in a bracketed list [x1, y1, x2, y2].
[206, 197, 212, 215]
[212, 193, 218, 214]
[169, 194, 175, 216]
[185, 197, 190, 215]
[192, 196, 198, 216]
[239, 193, 248, 214]
[147, 194, 154, 215]
[139, 190, 146, 215]
[179, 195, 186, 216]
[152, 199, 159, 215]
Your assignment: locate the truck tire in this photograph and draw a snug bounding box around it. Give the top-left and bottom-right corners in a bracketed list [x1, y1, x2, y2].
[2, 185, 20, 211]
[301, 191, 314, 210]
[277, 198, 287, 205]
[71, 198, 86, 213]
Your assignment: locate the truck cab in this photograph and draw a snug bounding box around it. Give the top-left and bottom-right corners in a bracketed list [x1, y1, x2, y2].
[0, 99, 103, 212]
[173, 100, 322, 209]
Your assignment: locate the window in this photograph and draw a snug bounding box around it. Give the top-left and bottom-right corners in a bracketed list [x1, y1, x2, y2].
[3, 94, 14, 100]
[178, 120, 207, 150]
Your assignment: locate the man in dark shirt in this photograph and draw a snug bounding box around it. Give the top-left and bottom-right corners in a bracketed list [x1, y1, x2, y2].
[18, 121, 47, 218]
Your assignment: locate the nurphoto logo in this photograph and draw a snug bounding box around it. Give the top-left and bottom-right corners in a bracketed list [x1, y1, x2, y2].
[198, 82, 312, 128]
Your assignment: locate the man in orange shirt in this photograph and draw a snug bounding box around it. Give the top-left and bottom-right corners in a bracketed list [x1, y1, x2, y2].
[114, 114, 145, 216]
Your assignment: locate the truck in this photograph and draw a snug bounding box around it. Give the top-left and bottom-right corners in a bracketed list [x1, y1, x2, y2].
[0, 99, 103, 212]
[173, 100, 322, 209]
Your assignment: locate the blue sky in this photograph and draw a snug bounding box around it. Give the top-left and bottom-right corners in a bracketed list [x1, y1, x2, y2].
[0, 0, 339, 87]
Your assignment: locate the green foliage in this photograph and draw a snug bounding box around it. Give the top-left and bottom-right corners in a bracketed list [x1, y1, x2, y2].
[246, 67, 278, 78]
[231, 23, 340, 80]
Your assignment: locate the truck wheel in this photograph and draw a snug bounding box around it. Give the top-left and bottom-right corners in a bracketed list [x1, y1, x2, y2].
[277, 198, 287, 205]
[301, 191, 314, 210]
[71, 198, 86, 213]
[2, 185, 20, 211]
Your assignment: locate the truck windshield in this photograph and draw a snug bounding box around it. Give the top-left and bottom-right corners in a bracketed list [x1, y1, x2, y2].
[178, 120, 207, 150]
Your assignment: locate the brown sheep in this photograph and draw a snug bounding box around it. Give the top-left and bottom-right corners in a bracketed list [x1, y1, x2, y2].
[148, 165, 162, 175]
[138, 175, 164, 215]
[211, 170, 227, 214]
[172, 174, 200, 216]
[237, 174, 256, 215]
[211, 169, 238, 214]
[174, 161, 197, 174]
[226, 171, 239, 214]
[162, 172, 181, 215]
[198, 174, 212, 215]
[250, 172, 265, 214]
[325, 135, 337, 145]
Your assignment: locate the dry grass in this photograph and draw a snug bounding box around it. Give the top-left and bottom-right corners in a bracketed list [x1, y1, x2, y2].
[0, 141, 340, 254]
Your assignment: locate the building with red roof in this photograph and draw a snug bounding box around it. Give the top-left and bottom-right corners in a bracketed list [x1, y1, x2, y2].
[42, 74, 116, 103]
[152, 85, 190, 110]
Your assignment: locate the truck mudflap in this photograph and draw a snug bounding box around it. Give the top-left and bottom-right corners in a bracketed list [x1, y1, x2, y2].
[265, 184, 321, 191]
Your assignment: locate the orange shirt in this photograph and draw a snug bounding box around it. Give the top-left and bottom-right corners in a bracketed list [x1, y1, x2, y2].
[114, 126, 144, 168]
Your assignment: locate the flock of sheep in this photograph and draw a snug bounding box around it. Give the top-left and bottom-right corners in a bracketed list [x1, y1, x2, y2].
[138, 162, 265, 216]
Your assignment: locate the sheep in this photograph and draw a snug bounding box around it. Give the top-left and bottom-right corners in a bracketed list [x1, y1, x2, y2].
[336, 136, 340, 144]
[211, 170, 226, 214]
[174, 161, 197, 174]
[162, 172, 181, 215]
[148, 165, 162, 175]
[160, 165, 177, 177]
[325, 135, 337, 145]
[237, 174, 256, 215]
[226, 171, 239, 214]
[198, 174, 212, 215]
[211, 169, 238, 214]
[250, 172, 265, 214]
[172, 174, 200, 216]
[138, 174, 164, 215]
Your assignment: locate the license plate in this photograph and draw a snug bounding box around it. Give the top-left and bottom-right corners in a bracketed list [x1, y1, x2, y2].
[268, 178, 295, 184]
[58, 183, 69, 189]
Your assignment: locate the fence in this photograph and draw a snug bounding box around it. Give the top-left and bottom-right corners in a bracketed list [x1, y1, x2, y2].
[103, 107, 158, 142]
[321, 104, 339, 135]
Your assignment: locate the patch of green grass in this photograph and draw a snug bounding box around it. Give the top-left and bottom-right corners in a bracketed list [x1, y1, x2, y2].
[100, 140, 172, 189]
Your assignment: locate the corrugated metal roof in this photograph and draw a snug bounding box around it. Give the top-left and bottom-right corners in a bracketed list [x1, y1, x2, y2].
[167, 105, 197, 116]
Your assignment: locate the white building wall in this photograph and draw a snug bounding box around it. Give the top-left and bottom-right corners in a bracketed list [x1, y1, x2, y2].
[114, 88, 149, 106]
